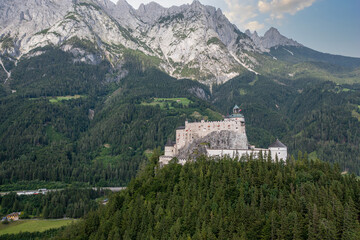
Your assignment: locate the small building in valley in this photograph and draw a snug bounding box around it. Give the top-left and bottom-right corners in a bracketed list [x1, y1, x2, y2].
[2, 212, 21, 222]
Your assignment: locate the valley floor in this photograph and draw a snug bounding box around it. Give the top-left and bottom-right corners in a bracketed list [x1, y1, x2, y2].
[0, 219, 75, 235]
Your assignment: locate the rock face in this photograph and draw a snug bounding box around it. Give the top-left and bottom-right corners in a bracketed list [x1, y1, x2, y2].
[134, 1, 260, 84]
[0, 0, 265, 84]
[245, 30, 267, 52]
[205, 130, 249, 149]
[245, 27, 302, 51]
[177, 130, 249, 159]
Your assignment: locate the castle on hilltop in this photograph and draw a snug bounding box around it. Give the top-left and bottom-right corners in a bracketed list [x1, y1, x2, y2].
[159, 105, 287, 165]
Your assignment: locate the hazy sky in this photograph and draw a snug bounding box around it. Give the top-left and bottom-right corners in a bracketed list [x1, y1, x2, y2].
[110, 0, 360, 58]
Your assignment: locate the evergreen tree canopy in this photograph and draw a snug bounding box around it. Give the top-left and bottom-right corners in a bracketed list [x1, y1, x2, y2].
[56, 156, 360, 240]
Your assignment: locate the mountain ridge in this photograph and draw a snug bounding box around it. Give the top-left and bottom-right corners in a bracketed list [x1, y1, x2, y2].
[245, 27, 302, 51]
[0, 0, 359, 85]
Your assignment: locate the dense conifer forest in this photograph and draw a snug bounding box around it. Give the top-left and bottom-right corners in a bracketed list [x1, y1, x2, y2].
[55, 154, 360, 239]
[0, 188, 107, 219]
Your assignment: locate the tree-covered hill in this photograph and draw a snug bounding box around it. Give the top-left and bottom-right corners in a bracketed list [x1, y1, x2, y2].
[0, 47, 359, 190]
[55, 155, 360, 240]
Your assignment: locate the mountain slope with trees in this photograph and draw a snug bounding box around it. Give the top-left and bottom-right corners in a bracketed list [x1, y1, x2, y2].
[0, 48, 360, 190]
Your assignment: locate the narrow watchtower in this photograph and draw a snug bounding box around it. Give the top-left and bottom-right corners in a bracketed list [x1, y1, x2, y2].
[233, 105, 241, 114]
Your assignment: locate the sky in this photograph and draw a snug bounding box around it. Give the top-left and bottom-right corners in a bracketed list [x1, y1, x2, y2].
[110, 0, 360, 58]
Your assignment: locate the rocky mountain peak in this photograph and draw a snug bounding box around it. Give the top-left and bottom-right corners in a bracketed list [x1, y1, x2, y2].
[190, 0, 203, 8]
[95, 0, 116, 9]
[264, 27, 280, 37]
[115, 0, 132, 7]
[246, 27, 302, 51]
[100, 0, 139, 28]
[136, 1, 166, 23]
[138, 1, 164, 10]
[245, 29, 265, 52]
[262, 27, 302, 49]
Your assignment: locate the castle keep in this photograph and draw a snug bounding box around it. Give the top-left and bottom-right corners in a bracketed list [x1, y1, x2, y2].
[159, 105, 287, 165]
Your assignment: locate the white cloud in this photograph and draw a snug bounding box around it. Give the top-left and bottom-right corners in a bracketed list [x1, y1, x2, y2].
[223, 0, 261, 30]
[258, 0, 317, 19]
[224, 0, 258, 23]
[244, 21, 265, 31]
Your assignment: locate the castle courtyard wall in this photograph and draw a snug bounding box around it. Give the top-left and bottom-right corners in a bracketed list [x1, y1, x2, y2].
[176, 118, 246, 151]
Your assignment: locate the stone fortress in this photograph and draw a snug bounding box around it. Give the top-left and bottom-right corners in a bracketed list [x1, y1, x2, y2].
[159, 105, 287, 165]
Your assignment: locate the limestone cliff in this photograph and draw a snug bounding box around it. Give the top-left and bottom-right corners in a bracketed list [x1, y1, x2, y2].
[177, 130, 249, 159]
[0, 0, 261, 85]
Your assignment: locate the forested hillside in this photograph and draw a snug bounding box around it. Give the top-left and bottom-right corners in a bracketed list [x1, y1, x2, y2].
[0, 49, 217, 189]
[55, 155, 360, 239]
[0, 188, 106, 219]
[212, 74, 360, 173]
[0, 47, 360, 190]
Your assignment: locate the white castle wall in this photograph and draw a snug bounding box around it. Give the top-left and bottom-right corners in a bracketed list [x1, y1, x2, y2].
[164, 146, 175, 157]
[206, 148, 286, 161]
[206, 148, 269, 159]
[269, 147, 287, 161]
[159, 155, 187, 166]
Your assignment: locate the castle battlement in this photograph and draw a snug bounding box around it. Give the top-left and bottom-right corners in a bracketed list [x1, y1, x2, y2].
[159, 105, 287, 166]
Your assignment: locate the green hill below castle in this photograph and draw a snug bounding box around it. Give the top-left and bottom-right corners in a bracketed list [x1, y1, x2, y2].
[55, 155, 360, 240]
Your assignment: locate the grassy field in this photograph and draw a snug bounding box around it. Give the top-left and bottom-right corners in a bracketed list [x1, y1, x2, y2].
[0, 219, 75, 235]
[141, 98, 192, 109]
[49, 95, 83, 103]
[29, 95, 84, 103]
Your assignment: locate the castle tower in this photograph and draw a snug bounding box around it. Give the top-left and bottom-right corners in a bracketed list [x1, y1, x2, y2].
[269, 139, 287, 160]
[222, 105, 248, 149]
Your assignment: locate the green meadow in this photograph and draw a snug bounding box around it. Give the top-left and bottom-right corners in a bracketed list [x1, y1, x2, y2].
[29, 95, 84, 103]
[0, 219, 75, 235]
[141, 97, 192, 109]
[48, 95, 83, 103]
